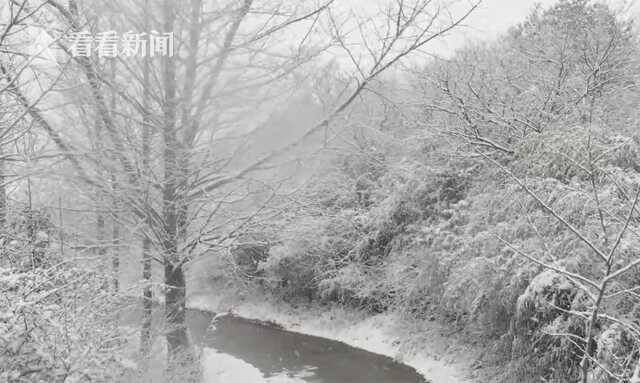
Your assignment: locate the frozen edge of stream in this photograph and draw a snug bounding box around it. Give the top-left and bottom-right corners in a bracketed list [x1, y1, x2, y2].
[188, 293, 475, 383]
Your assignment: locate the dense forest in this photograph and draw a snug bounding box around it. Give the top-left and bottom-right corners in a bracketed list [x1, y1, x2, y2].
[2, 0, 640, 382]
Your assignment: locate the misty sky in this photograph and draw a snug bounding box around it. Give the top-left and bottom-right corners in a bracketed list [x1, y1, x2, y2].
[462, 0, 637, 37]
[386, 0, 640, 55]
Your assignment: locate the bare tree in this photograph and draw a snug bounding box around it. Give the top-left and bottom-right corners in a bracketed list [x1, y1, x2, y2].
[5, 0, 482, 368]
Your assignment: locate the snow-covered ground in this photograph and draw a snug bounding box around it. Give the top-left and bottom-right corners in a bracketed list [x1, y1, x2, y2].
[189, 292, 477, 383]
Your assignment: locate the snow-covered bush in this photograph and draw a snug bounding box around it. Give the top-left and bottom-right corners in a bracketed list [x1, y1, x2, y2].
[0, 266, 130, 382]
[259, 213, 361, 301]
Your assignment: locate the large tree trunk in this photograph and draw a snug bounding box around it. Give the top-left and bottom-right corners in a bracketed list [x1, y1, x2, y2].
[140, 236, 153, 355]
[109, 60, 120, 293]
[139, 0, 154, 359]
[161, 0, 189, 362]
[164, 261, 186, 346]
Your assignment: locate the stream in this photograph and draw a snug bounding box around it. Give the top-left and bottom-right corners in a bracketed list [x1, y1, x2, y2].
[125, 306, 428, 383]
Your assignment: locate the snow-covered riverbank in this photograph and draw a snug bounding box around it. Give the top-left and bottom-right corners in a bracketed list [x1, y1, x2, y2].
[188, 292, 478, 383]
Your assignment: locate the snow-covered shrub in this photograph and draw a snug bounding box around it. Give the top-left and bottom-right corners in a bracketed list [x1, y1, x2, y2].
[0, 266, 130, 382]
[439, 257, 528, 337]
[514, 270, 577, 333]
[259, 213, 360, 301]
[231, 239, 270, 278]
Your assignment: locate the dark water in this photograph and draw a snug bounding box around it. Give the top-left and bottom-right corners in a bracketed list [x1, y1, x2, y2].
[126, 306, 427, 383]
